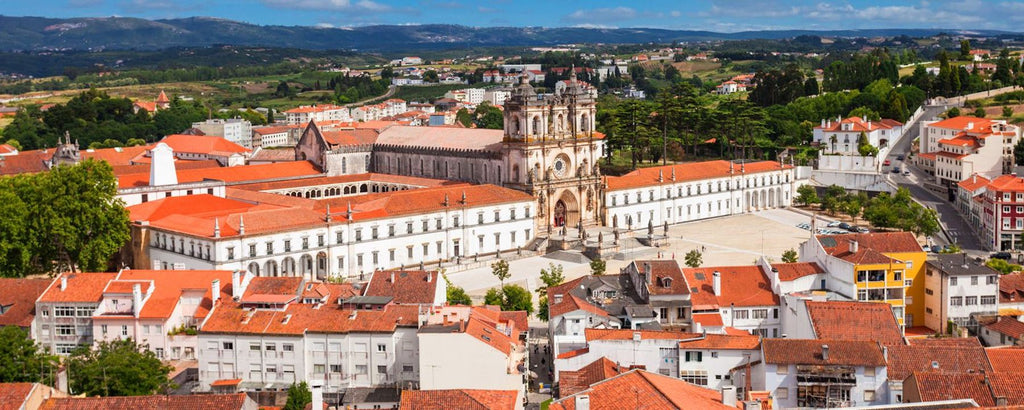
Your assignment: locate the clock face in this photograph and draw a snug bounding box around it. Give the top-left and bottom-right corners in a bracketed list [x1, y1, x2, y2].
[553, 155, 569, 177]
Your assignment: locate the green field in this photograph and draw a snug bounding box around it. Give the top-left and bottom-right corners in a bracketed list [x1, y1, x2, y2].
[392, 83, 490, 103]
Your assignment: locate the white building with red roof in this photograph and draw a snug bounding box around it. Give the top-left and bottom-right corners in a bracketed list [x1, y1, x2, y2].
[715, 80, 747, 95]
[976, 174, 1024, 250]
[812, 116, 903, 155]
[284, 104, 351, 125]
[919, 116, 1020, 184]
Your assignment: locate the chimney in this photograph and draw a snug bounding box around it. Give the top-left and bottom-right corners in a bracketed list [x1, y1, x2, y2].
[443, 314, 449, 326]
[310, 380, 324, 410]
[821, 119, 826, 128]
[575, 395, 591, 410]
[132, 283, 143, 317]
[713, 271, 722, 296]
[426, 271, 433, 283]
[973, 174, 977, 184]
[232, 270, 241, 299]
[849, 239, 859, 254]
[822, 344, 830, 361]
[633, 331, 642, 342]
[211, 279, 221, 303]
[148, 142, 178, 186]
[882, 345, 888, 361]
[967, 122, 974, 130]
[459, 319, 465, 332]
[213, 218, 220, 239]
[721, 385, 737, 407]
[239, 215, 245, 235]
[60, 276, 67, 291]
[390, 271, 396, 283]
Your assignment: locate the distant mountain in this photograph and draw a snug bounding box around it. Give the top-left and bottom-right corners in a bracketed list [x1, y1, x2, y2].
[0, 15, 1018, 52]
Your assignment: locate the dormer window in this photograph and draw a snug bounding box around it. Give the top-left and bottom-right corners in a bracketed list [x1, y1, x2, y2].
[661, 277, 673, 288]
[553, 294, 563, 304]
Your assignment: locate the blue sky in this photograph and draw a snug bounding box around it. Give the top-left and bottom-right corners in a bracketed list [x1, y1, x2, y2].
[7, 0, 1024, 32]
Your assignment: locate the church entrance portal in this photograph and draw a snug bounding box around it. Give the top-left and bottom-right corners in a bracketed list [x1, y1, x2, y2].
[554, 201, 567, 227]
[551, 190, 581, 229]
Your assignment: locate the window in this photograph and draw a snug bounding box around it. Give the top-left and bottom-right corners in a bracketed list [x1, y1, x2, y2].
[966, 296, 978, 305]
[284, 240, 291, 252]
[356, 229, 363, 241]
[680, 370, 708, 386]
[55, 306, 75, 317]
[336, 231, 343, 244]
[222, 342, 234, 350]
[248, 244, 256, 257]
[388, 225, 395, 237]
[865, 367, 875, 377]
[659, 308, 668, 320]
[267, 242, 274, 254]
[752, 309, 768, 319]
[121, 325, 128, 336]
[988, 275, 998, 285]
[377, 365, 387, 374]
[228, 247, 235, 260]
[494, 210, 500, 222]
[982, 296, 996, 305]
[265, 344, 276, 352]
[318, 234, 325, 247]
[372, 227, 379, 239]
[283, 344, 293, 352]
[330, 364, 342, 373]
[355, 365, 368, 375]
[677, 307, 686, 319]
[684, 351, 703, 362]
[864, 390, 876, 402]
[776, 388, 789, 400]
[56, 325, 75, 336]
[950, 296, 963, 306]
[972, 276, 979, 286]
[377, 344, 387, 352]
[313, 364, 326, 373]
[776, 366, 789, 375]
[403, 365, 414, 373]
[250, 343, 260, 351]
[733, 310, 749, 320]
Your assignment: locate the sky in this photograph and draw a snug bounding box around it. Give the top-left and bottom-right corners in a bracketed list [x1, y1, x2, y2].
[6, 0, 1024, 32]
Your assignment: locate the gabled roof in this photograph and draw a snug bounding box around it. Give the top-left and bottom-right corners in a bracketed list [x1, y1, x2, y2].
[240, 277, 303, 304]
[0, 279, 52, 327]
[814, 116, 902, 132]
[927, 116, 995, 131]
[886, 343, 992, 380]
[905, 372, 995, 407]
[549, 370, 733, 410]
[958, 174, 991, 192]
[677, 333, 761, 350]
[773, 262, 826, 281]
[815, 231, 922, 264]
[159, 134, 250, 155]
[0, 382, 36, 409]
[116, 161, 321, 189]
[112, 270, 232, 320]
[633, 260, 689, 296]
[0, 149, 54, 175]
[681, 265, 779, 309]
[762, 339, 885, 367]
[200, 300, 420, 336]
[80, 145, 149, 167]
[39, 393, 253, 410]
[999, 272, 1024, 304]
[398, 389, 517, 410]
[984, 316, 1024, 339]
[320, 129, 379, 147]
[605, 160, 791, 191]
[558, 357, 624, 397]
[989, 175, 1024, 193]
[375, 126, 504, 152]
[806, 301, 904, 345]
[585, 328, 698, 342]
[38, 272, 118, 303]
[364, 270, 440, 305]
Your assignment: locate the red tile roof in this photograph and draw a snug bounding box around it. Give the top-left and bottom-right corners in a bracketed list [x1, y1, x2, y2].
[240, 277, 302, 304]
[959, 174, 992, 192]
[0, 149, 53, 175]
[886, 343, 992, 380]
[549, 370, 733, 410]
[39, 393, 252, 410]
[0, 279, 52, 328]
[232, 173, 459, 193]
[762, 339, 886, 367]
[773, 262, 826, 281]
[906, 372, 996, 406]
[320, 129, 379, 147]
[559, 357, 624, 397]
[546, 277, 612, 319]
[117, 161, 321, 189]
[988, 175, 1024, 193]
[0, 144, 17, 155]
[805, 301, 904, 345]
[585, 328, 699, 341]
[557, 347, 590, 359]
[681, 265, 779, 309]
[814, 116, 902, 133]
[80, 145, 149, 167]
[38, 272, 118, 303]
[159, 134, 250, 155]
[677, 333, 761, 350]
[318, 184, 535, 221]
[692, 312, 724, 327]
[605, 160, 791, 191]
[927, 116, 995, 131]
[986, 347, 1024, 372]
[999, 273, 1024, 304]
[989, 372, 1024, 405]
[398, 389, 517, 410]
[815, 231, 922, 264]
[364, 270, 440, 305]
[634, 260, 689, 296]
[112, 270, 232, 320]
[0, 383, 36, 410]
[201, 300, 420, 336]
[210, 378, 242, 387]
[985, 316, 1024, 339]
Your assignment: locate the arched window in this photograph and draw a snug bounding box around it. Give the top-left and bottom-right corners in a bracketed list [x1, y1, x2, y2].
[532, 116, 541, 136]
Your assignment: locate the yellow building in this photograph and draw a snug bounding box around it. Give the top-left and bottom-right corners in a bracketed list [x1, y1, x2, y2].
[800, 232, 927, 328]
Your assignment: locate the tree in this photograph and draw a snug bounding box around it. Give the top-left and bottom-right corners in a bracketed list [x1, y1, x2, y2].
[473, 102, 504, 129]
[987, 258, 1023, 274]
[1015, 138, 1024, 166]
[796, 185, 819, 206]
[484, 284, 534, 314]
[491, 259, 510, 289]
[284, 382, 312, 410]
[455, 108, 472, 127]
[782, 249, 798, 264]
[274, 81, 293, 98]
[0, 326, 56, 384]
[946, 107, 961, 118]
[447, 285, 472, 305]
[1003, 106, 1014, 118]
[803, 77, 819, 96]
[537, 295, 550, 321]
[684, 249, 703, 268]
[537, 263, 565, 294]
[423, 70, 439, 83]
[960, 40, 972, 60]
[974, 107, 987, 118]
[590, 258, 607, 276]
[66, 339, 173, 396]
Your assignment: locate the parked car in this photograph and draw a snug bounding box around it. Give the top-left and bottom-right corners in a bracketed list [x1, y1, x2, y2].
[883, 159, 891, 166]
[903, 169, 911, 176]
[855, 227, 869, 233]
[892, 167, 901, 173]
[838, 222, 853, 231]
[896, 154, 905, 160]
[922, 245, 931, 252]
[992, 252, 1013, 260]
[827, 221, 842, 227]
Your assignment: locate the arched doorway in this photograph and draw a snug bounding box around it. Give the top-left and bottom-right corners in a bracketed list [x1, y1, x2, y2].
[553, 190, 581, 228]
[282, 257, 297, 276]
[300, 254, 314, 279]
[316, 252, 328, 280]
[265, 260, 279, 277]
[247, 262, 260, 276]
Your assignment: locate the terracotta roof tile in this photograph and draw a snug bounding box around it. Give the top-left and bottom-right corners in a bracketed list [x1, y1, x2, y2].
[815, 231, 922, 264]
[39, 393, 252, 410]
[117, 161, 321, 189]
[988, 175, 1024, 193]
[321, 129, 379, 147]
[398, 389, 517, 410]
[806, 301, 904, 345]
[605, 160, 790, 191]
[80, 145, 149, 167]
[814, 116, 901, 133]
[908, 337, 983, 348]
[677, 333, 761, 350]
[990, 372, 1024, 405]
[375, 126, 504, 151]
[886, 344, 992, 380]
[559, 357, 624, 396]
[905, 372, 996, 407]
[692, 312, 724, 327]
[364, 270, 440, 305]
[762, 339, 886, 367]
[0, 279, 52, 328]
[585, 328, 699, 341]
[927, 116, 996, 131]
[550, 370, 733, 410]
[1000, 273, 1024, 304]
[985, 316, 1024, 339]
[634, 260, 689, 296]
[38, 272, 118, 303]
[241, 277, 303, 304]
[773, 262, 826, 281]
[681, 265, 778, 309]
[0, 383, 35, 409]
[113, 270, 233, 320]
[557, 347, 589, 359]
[986, 347, 1024, 372]
[201, 300, 420, 336]
[0, 149, 53, 175]
[159, 134, 250, 155]
[232, 173, 459, 193]
[959, 174, 992, 192]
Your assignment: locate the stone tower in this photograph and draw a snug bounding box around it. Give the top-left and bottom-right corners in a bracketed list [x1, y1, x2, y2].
[501, 72, 604, 235]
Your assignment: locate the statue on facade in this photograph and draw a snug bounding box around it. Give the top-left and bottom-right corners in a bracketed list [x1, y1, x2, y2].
[613, 228, 620, 245]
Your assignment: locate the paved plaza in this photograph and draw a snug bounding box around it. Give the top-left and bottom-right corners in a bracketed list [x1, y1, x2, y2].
[447, 208, 829, 310]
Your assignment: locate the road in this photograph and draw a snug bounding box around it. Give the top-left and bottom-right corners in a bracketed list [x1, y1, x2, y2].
[881, 104, 987, 254]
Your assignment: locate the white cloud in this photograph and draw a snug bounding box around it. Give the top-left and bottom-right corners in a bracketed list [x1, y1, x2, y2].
[262, 0, 393, 13]
[561, 7, 637, 23]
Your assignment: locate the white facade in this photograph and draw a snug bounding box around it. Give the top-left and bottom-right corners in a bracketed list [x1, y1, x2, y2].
[192, 119, 254, 149]
[146, 198, 536, 279]
[759, 360, 888, 408]
[418, 331, 524, 406]
[285, 105, 352, 125]
[484, 89, 512, 106]
[923, 256, 1000, 332]
[252, 128, 291, 149]
[812, 117, 903, 156]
